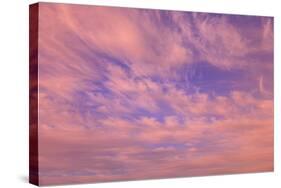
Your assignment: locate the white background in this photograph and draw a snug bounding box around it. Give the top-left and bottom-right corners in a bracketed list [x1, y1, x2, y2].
[0, 0, 280, 187]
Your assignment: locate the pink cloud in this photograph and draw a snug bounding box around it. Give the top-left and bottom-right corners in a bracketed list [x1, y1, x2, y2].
[34, 3, 273, 185]
[39, 3, 193, 79]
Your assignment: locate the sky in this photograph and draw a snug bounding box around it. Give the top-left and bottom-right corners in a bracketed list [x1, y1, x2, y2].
[36, 2, 273, 185]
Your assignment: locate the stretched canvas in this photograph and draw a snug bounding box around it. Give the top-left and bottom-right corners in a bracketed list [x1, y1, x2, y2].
[29, 2, 274, 186]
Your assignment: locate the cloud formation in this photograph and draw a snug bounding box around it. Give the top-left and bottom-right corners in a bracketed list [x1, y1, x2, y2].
[36, 3, 273, 185]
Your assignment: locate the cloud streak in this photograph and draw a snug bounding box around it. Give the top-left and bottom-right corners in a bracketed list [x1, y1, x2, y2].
[35, 3, 273, 185]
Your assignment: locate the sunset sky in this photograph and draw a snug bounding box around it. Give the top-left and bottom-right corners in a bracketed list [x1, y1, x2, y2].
[37, 3, 273, 185]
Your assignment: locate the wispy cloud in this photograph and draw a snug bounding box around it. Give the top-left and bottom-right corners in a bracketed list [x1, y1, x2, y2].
[36, 2, 273, 185]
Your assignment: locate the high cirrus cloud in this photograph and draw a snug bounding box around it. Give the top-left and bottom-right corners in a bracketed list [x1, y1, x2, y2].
[36, 3, 273, 185]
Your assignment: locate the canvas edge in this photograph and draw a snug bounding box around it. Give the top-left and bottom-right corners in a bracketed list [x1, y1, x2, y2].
[29, 2, 39, 186]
